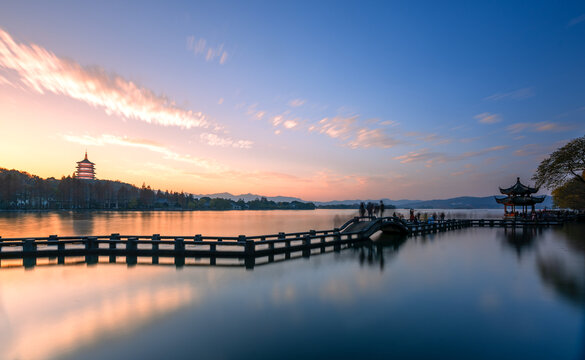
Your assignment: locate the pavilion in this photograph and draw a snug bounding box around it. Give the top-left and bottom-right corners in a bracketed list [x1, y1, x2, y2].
[495, 177, 545, 216]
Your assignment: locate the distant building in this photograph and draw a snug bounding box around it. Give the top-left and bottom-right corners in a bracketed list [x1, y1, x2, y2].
[76, 151, 96, 180]
[495, 177, 545, 215]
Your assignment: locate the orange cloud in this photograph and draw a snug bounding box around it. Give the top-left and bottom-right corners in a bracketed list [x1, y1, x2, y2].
[0, 28, 208, 129]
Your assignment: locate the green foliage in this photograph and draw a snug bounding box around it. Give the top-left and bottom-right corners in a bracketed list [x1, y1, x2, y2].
[533, 135, 585, 190]
[551, 178, 585, 210]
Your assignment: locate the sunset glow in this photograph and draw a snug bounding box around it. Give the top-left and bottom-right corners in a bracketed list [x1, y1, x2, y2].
[1, 2, 584, 200]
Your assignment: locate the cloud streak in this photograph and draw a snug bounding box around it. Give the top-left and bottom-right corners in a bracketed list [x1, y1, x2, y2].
[199, 133, 253, 149]
[0, 28, 209, 130]
[288, 98, 306, 107]
[474, 112, 501, 124]
[393, 145, 508, 166]
[484, 87, 534, 101]
[62, 134, 222, 170]
[507, 122, 569, 133]
[186, 36, 228, 64]
[567, 13, 585, 27]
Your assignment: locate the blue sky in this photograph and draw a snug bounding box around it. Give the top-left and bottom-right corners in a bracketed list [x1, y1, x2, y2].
[0, 1, 584, 200]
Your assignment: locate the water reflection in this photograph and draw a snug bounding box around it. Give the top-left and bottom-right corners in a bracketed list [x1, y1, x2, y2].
[0, 213, 583, 360]
[536, 223, 585, 308]
[499, 227, 542, 259]
[71, 212, 95, 234]
[353, 233, 407, 271]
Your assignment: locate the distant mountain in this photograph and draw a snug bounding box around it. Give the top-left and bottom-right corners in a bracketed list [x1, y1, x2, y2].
[394, 196, 553, 209]
[192, 192, 305, 203]
[190, 193, 554, 210]
[314, 198, 393, 206]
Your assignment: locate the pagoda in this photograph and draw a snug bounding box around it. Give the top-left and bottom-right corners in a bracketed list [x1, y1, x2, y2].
[76, 151, 96, 180]
[495, 177, 545, 216]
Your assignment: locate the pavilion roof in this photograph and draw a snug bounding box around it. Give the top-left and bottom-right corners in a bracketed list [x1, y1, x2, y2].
[494, 195, 546, 205]
[499, 177, 539, 196]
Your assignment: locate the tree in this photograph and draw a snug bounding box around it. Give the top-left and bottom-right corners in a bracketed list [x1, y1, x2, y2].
[551, 178, 585, 210]
[533, 135, 585, 189]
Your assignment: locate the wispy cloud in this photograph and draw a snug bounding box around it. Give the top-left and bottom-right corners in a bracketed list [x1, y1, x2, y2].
[288, 98, 306, 107]
[347, 128, 399, 149]
[474, 112, 502, 124]
[62, 134, 222, 170]
[379, 120, 398, 127]
[311, 115, 400, 149]
[567, 13, 585, 27]
[507, 121, 570, 133]
[484, 87, 534, 101]
[451, 164, 475, 177]
[199, 133, 253, 149]
[403, 131, 451, 145]
[393, 149, 445, 165]
[393, 145, 508, 166]
[0, 28, 209, 130]
[186, 35, 228, 64]
[0, 74, 11, 86]
[314, 116, 358, 140]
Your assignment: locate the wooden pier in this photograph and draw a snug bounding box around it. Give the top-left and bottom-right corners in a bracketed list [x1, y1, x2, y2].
[0, 216, 567, 269]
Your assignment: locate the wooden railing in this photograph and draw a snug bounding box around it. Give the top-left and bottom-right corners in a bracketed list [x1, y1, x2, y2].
[0, 216, 568, 269]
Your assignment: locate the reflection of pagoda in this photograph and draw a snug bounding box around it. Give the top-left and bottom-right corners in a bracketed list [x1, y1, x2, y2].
[76, 151, 96, 180]
[495, 177, 545, 215]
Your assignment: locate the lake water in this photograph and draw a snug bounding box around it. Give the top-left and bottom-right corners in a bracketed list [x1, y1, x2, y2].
[0, 210, 583, 359]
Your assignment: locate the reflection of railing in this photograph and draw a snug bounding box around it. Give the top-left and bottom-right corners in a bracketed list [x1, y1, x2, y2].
[0, 217, 568, 270]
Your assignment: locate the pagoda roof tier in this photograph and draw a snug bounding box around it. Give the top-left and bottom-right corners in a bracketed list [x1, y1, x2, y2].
[494, 195, 546, 205]
[77, 151, 95, 165]
[499, 177, 539, 196]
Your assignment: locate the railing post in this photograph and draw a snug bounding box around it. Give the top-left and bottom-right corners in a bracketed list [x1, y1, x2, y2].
[209, 239, 217, 266]
[174, 237, 185, 252]
[109, 233, 119, 263]
[58, 241, 65, 264]
[85, 236, 98, 251]
[174, 237, 185, 268]
[334, 230, 341, 252]
[152, 234, 160, 251]
[279, 232, 290, 259]
[127, 237, 137, 252]
[152, 234, 160, 264]
[302, 235, 311, 258]
[244, 239, 255, 270]
[24, 239, 36, 252]
[85, 236, 98, 265]
[262, 237, 274, 262]
[125, 237, 138, 267]
[23, 239, 36, 269]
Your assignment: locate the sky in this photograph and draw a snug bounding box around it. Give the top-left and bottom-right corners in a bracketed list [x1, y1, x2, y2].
[0, 1, 584, 201]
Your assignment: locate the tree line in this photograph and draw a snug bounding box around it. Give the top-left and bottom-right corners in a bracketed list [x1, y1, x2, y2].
[0, 168, 315, 211]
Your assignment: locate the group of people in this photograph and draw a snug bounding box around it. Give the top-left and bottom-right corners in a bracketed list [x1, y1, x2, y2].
[408, 209, 445, 224]
[359, 201, 385, 218]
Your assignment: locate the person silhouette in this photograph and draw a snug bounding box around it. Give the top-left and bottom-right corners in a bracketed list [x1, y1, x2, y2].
[359, 202, 366, 217]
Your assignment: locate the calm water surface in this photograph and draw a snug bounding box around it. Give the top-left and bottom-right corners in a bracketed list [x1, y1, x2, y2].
[0, 210, 583, 360]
